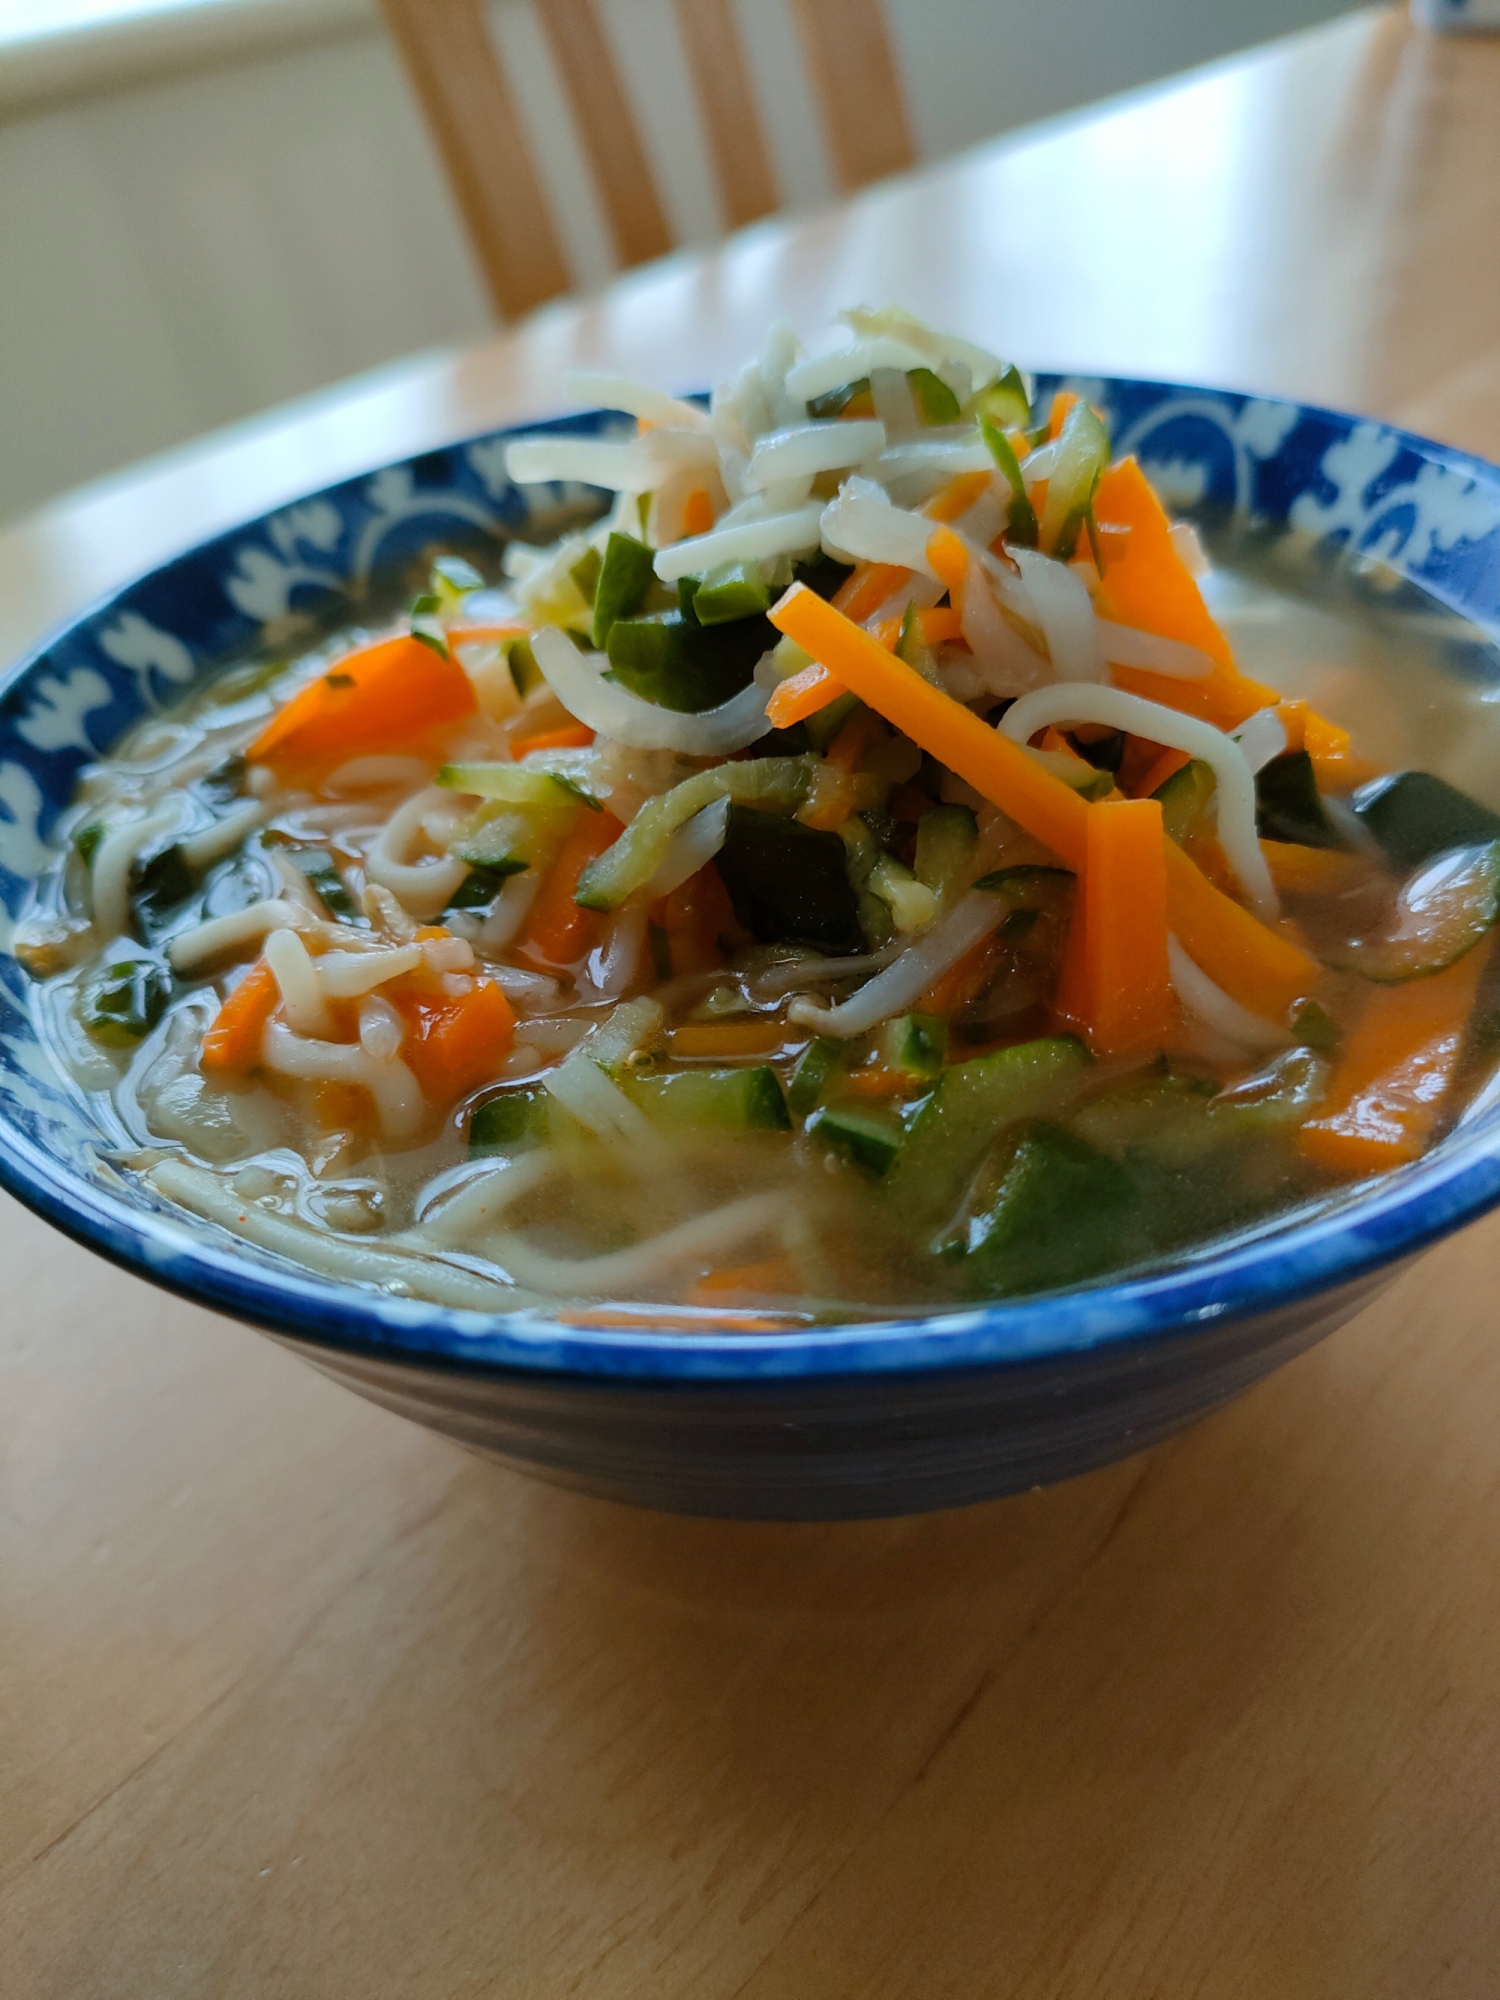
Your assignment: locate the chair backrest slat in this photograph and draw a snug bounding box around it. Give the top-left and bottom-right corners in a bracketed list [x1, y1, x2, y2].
[671, 0, 779, 230]
[789, 0, 915, 194]
[533, 0, 674, 271]
[381, 0, 914, 320]
[380, 0, 570, 322]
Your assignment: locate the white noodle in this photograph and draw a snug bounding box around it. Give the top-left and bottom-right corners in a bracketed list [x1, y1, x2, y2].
[747, 940, 905, 999]
[365, 786, 468, 920]
[543, 1050, 657, 1144]
[868, 436, 994, 483]
[482, 1192, 791, 1296]
[325, 754, 432, 794]
[1231, 706, 1289, 774]
[481, 874, 540, 950]
[1009, 547, 1100, 682]
[146, 1159, 519, 1310]
[999, 683, 1279, 921]
[949, 542, 1049, 696]
[869, 366, 918, 437]
[1168, 937, 1289, 1050]
[788, 890, 1002, 1038]
[744, 420, 886, 489]
[652, 503, 824, 582]
[505, 430, 718, 493]
[317, 943, 422, 998]
[784, 337, 931, 404]
[410, 1151, 562, 1245]
[358, 994, 405, 1062]
[179, 799, 266, 872]
[562, 371, 711, 431]
[1095, 620, 1214, 680]
[264, 927, 334, 1038]
[167, 898, 305, 973]
[839, 307, 1005, 392]
[263, 1019, 425, 1138]
[820, 478, 938, 576]
[587, 904, 647, 999]
[530, 626, 771, 755]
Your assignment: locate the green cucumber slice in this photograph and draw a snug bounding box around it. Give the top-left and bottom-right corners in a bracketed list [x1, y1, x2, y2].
[625, 1065, 790, 1132]
[1335, 840, 1500, 983]
[806, 1103, 905, 1176]
[1353, 770, 1500, 869]
[1255, 750, 1341, 850]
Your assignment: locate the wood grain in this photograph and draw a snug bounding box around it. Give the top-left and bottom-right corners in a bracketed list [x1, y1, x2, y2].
[789, 0, 914, 192]
[4, 14, 1500, 1991]
[377, 0, 570, 321]
[672, 0, 779, 229]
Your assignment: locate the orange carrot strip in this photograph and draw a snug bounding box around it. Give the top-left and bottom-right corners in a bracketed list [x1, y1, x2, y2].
[1092, 459, 1277, 730]
[769, 583, 1318, 1018]
[766, 661, 845, 729]
[509, 722, 595, 759]
[686, 1257, 801, 1304]
[1046, 390, 1079, 440]
[395, 979, 516, 1106]
[668, 1019, 787, 1059]
[1055, 799, 1174, 1056]
[1299, 946, 1488, 1174]
[833, 562, 909, 623]
[1303, 707, 1381, 793]
[824, 707, 882, 775]
[200, 960, 280, 1074]
[247, 634, 476, 780]
[682, 488, 715, 537]
[924, 470, 992, 524]
[844, 1063, 918, 1099]
[921, 605, 963, 645]
[1262, 840, 1365, 896]
[444, 622, 529, 647]
[518, 808, 624, 968]
[1133, 745, 1192, 798]
[926, 524, 969, 599]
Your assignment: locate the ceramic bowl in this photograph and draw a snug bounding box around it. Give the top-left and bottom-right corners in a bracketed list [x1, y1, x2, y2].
[3, 379, 1499, 1519]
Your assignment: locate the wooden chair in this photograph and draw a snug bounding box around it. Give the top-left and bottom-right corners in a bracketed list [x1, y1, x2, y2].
[378, 0, 915, 322]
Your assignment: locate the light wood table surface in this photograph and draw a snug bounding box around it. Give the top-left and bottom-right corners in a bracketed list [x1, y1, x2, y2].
[5, 9, 1500, 1993]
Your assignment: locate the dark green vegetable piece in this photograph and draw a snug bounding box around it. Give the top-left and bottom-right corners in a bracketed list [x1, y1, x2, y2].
[506, 635, 543, 697]
[470, 1085, 551, 1155]
[1291, 998, 1342, 1052]
[787, 1036, 842, 1116]
[287, 846, 360, 921]
[1069, 729, 1125, 774]
[945, 1121, 1140, 1296]
[807, 376, 870, 420]
[407, 591, 450, 659]
[447, 859, 528, 912]
[714, 804, 865, 955]
[627, 1066, 790, 1131]
[980, 419, 1039, 547]
[72, 820, 104, 867]
[971, 864, 1074, 912]
[591, 532, 656, 649]
[1334, 840, 1500, 984]
[914, 803, 978, 900]
[792, 552, 854, 600]
[971, 365, 1032, 431]
[1153, 758, 1216, 843]
[803, 691, 860, 752]
[887, 1035, 1092, 1229]
[691, 561, 772, 626]
[1352, 770, 1500, 869]
[199, 753, 247, 805]
[131, 843, 196, 934]
[79, 957, 171, 1049]
[1256, 749, 1342, 850]
[907, 367, 961, 424]
[806, 1102, 905, 1176]
[605, 611, 773, 713]
[881, 1011, 947, 1082]
[568, 544, 602, 606]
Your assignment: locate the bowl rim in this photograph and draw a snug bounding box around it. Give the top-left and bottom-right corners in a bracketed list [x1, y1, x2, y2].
[3, 375, 1500, 1388]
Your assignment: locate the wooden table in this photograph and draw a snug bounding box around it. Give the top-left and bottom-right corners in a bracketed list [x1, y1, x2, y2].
[5, 9, 1500, 1992]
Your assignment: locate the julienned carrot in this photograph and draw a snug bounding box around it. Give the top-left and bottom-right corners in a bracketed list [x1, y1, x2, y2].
[509, 722, 595, 760]
[769, 583, 1317, 1018]
[1055, 799, 1174, 1056]
[872, 606, 963, 651]
[395, 978, 516, 1105]
[200, 960, 280, 1074]
[766, 661, 844, 729]
[833, 562, 909, 623]
[682, 488, 715, 537]
[1091, 459, 1276, 731]
[247, 634, 476, 779]
[1046, 390, 1079, 440]
[445, 622, 528, 648]
[1303, 708, 1380, 793]
[519, 807, 624, 967]
[924, 471, 993, 524]
[669, 1019, 787, 1059]
[926, 524, 969, 600]
[1299, 945, 1489, 1174]
[1132, 745, 1192, 799]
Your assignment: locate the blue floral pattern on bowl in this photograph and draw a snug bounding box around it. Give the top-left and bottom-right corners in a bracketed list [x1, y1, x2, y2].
[1, 380, 1498, 1515]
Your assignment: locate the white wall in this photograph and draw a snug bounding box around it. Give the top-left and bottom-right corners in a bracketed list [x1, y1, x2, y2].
[0, 0, 1360, 525]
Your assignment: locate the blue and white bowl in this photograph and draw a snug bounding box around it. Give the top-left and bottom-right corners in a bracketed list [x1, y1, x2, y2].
[2, 379, 1498, 1519]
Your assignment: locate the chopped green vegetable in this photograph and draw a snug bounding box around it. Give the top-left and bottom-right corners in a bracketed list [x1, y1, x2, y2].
[408, 590, 450, 659]
[1292, 999, 1342, 1052]
[888, 1036, 1092, 1229]
[605, 609, 773, 713]
[131, 844, 196, 935]
[787, 1036, 842, 1116]
[79, 957, 171, 1049]
[972, 864, 1075, 913]
[625, 1066, 790, 1131]
[1069, 729, 1125, 774]
[881, 1011, 947, 1082]
[907, 367, 961, 424]
[447, 860, 527, 911]
[807, 376, 870, 420]
[806, 1102, 905, 1176]
[944, 1121, 1140, 1295]
[980, 420, 1039, 547]
[1040, 400, 1110, 561]
[72, 819, 104, 867]
[439, 763, 588, 810]
[1153, 758, 1216, 842]
[914, 804, 978, 903]
[1205, 1045, 1331, 1130]
[690, 560, 773, 626]
[199, 753, 247, 805]
[568, 544, 603, 607]
[1256, 749, 1342, 850]
[506, 635, 543, 697]
[591, 532, 655, 649]
[1334, 840, 1500, 983]
[971, 365, 1032, 431]
[716, 804, 866, 955]
[803, 690, 860, 752]
[792, 552, 854, 600]
[1352, 770, 1500, 869]
[575, 758, 814, 912]
[431, 555, 485, 617]
[470, 1084, 551, 1155]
